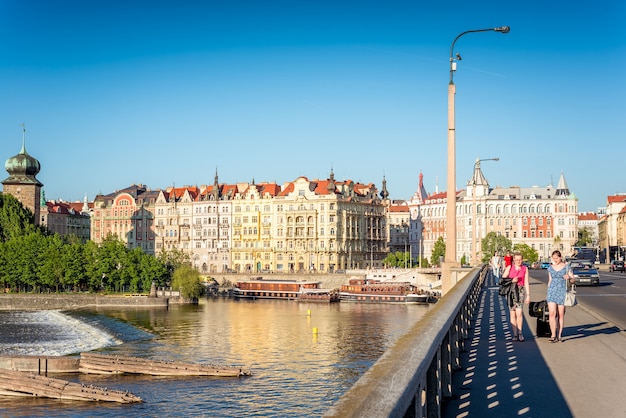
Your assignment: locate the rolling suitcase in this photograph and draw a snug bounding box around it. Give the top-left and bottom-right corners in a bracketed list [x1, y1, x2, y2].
[536, 313, 551, 338]
[529, 300, 551, 338]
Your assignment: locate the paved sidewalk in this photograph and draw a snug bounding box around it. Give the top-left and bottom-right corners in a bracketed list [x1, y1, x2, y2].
[442, 273, 626, 418]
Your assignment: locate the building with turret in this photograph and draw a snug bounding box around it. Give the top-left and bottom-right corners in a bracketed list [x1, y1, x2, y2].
[410, 163, 577, 264]
[2, 126, 43, 225]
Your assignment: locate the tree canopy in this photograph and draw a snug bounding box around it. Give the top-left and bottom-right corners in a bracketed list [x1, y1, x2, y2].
[481, 232, 513, 262]
[0, 193, 172, 293]
[430, 237, 446, 267]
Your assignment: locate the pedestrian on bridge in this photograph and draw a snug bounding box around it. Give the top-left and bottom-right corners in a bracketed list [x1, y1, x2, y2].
[546, 250, 575, 342]
[490, 251, 502, 285]
[502, 252, 530, 342]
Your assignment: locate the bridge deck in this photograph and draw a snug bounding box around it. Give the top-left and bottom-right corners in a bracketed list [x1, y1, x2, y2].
[443, 274, 626, 418]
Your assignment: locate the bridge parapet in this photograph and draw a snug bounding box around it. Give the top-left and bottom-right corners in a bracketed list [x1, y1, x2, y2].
[324, 265, 486, 418]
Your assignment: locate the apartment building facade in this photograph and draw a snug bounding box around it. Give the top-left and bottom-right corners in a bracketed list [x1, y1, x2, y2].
[41, 198, 91, 242]
[89, 171, 386, 274]
[90, 184, 159, 254]
[597, 194, 626, 262]
[409, 164, 578, 264]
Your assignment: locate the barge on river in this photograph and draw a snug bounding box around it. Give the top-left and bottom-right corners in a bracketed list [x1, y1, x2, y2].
[339, 278, 438, 304]
[233, 278, 339, 302]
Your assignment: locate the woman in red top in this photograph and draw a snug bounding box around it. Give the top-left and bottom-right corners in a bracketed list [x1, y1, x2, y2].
[504, 250, 513, 268]
[502, 252, 530, 341]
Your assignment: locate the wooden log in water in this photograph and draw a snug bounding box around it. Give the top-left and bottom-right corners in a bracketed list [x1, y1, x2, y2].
[0, 368, 142, 403]
[79, 352, 251, 377]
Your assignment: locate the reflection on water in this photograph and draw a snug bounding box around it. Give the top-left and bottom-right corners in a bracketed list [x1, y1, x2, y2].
[0, 299, 430, 417]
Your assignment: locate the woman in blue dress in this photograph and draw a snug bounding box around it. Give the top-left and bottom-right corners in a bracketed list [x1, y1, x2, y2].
[546, 250, 575, 342]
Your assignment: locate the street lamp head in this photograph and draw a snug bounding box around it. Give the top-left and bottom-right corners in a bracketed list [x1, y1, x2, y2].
[495, 26, 511, 33]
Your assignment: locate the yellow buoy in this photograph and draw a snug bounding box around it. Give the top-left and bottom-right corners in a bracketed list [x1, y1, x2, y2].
[307, 309, 311, 316]
[312, 327, 318, 334]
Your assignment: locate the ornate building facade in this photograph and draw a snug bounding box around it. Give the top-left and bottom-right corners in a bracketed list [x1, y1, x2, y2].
[409, 164, 578, 264]
[91, 184, 159, 254]
[89, 171, 386, 274]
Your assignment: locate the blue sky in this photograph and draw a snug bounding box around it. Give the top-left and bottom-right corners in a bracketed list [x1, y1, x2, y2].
[1, 0, 624, 213]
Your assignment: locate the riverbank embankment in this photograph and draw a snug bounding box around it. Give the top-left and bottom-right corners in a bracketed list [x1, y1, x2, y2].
[0, 294, 169, 311]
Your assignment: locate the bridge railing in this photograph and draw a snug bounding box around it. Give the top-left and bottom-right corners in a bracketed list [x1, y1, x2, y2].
[324, 265, 487, 418]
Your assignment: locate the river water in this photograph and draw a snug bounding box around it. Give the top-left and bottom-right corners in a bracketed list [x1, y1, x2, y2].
[0, 298, 430, 417]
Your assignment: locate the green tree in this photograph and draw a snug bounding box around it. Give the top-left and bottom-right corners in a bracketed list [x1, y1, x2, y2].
[576, 227, 594, 247]
[481, 232, 513, 262]
[97, 234, 128, 292]
[382, 252, 399, 268]
[430, 237, 446, 266]
[38, 234, 65, 292]
[513, 243, 539, 263]
[171, 264, 204, 299]
[382, 251, 411, 268]
[0, 194, 41, 241]
[61, 241, 87, 291]
[139, 251, 169, 291]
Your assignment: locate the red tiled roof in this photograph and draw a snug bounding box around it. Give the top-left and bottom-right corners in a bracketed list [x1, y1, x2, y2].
[578, 212, 598, 221]
[607, 195, 626, 204]
[389, 205, 409, 213]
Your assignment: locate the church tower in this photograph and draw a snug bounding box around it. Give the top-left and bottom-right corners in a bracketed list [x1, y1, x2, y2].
[2, 125, 44, 225]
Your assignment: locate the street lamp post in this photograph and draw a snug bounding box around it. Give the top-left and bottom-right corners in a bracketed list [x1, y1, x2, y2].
[445, 26, 510, 268]
[471, 157, 499, 265]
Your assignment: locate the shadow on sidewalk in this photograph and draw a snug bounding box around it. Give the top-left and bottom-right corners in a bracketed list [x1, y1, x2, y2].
[562, 321, 622, 342]
[442, 277, 573, 418]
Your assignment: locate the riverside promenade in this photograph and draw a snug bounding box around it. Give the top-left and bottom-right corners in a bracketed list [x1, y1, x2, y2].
[442, 273, 626, 418]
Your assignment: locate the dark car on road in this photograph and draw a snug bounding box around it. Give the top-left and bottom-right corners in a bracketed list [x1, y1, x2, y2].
[541, 261, 551, 269]
[609, 260, 625, 273]
[570, 261, 600, 285]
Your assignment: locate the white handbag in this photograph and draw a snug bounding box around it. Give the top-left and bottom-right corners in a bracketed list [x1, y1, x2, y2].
[564, 283, 577, 307]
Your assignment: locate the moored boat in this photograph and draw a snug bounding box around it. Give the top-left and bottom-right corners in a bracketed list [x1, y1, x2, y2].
[339, 278, 438, 304]
[233, 278, 337, 302]
[405, 292, 439, 304]
[298, 288, 340, 303]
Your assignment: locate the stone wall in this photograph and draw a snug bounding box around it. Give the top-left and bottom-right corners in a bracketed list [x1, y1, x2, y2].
[0, 294, 168, 311]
